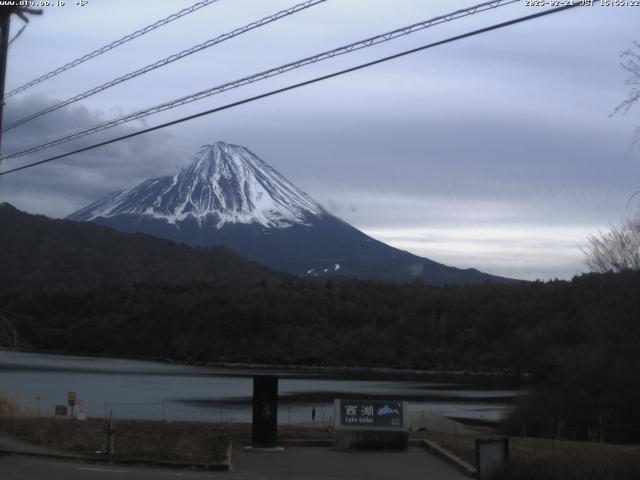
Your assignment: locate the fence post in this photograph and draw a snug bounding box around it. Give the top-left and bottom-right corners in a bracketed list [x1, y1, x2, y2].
[455, 422, 459, 456]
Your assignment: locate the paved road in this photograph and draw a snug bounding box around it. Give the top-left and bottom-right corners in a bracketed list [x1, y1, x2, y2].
[233, 446, 468, 479]
[0, 447, 468, 480]
[0, 456, 223, 479]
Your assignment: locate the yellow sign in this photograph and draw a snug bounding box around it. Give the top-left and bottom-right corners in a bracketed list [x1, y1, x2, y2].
[68, 391, 76, 406]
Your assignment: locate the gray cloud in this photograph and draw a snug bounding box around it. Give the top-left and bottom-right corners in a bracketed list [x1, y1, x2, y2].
[0, 93, 182, 216]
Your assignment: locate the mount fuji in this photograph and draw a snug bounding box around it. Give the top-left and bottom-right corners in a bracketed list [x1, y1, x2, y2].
[68, 141, 513, 284]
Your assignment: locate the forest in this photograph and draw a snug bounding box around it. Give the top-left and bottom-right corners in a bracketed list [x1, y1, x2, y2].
[2, 270, 640, 442]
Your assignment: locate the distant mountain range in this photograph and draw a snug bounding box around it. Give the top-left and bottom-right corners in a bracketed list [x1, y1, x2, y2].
[68, 141, 516, 284]
[0, 202, 280, 291]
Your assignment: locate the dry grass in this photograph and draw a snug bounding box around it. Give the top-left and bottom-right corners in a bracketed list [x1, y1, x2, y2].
[0, 416, 336, 464]
[411, 422, 640, 480]
[500, 437, 640, 480]
[494, 444, 640, 480]
[0, 416, 230, 464]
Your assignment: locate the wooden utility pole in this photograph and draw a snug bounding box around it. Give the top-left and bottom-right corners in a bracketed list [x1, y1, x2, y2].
[0, 8, 11, 154]
[0, 6, 42, 155]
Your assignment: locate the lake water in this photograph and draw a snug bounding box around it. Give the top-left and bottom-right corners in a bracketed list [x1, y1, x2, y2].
[0, 350, 522, 425]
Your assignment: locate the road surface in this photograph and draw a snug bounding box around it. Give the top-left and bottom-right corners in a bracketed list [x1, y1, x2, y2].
[0, 447, 468, 479]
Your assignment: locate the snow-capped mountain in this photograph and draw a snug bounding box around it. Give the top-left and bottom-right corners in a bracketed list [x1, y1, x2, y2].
[69, 141, 514, 284]
[70, 142, 326, 228]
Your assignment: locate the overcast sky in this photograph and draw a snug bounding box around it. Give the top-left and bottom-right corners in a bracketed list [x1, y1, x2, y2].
[0, 0, 638, 280]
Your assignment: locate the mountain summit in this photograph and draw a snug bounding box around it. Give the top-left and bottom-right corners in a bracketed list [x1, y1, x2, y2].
[69, 141, 326, 228]
[69, 141, 515, 284]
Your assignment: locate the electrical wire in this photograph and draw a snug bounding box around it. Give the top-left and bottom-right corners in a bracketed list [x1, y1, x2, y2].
[0, 4, 582, 178]
[2, 0, 326, 132]
[1, 0, 520, 161]
[4, 0, 222, 99]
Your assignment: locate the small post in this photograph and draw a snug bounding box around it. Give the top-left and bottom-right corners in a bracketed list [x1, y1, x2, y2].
[288, 406, 291, 424]
[598, 415, 603, 443]
[455, 423, 459, 455]
[105, 411, 115, 456]
[104, 402, 107, 419]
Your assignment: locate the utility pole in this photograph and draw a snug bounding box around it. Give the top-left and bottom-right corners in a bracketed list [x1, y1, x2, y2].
[0, 6, 42, 155]
[0, 8, 11, 155]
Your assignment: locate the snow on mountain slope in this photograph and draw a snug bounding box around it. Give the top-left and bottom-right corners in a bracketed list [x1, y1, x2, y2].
[68, 141, 327, 228]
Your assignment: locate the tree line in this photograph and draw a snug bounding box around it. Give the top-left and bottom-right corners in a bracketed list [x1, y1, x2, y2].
[2, 270, 640, 442]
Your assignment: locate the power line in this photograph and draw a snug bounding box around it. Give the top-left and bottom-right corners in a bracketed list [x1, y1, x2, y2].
[1, 0, 520, 161]
[0, 4, 582, 178]
[4, 0, 221, 99]
[2, 0, 327, 133]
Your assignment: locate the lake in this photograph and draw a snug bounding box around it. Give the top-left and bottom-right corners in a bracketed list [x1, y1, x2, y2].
[0, 350, 522, 425]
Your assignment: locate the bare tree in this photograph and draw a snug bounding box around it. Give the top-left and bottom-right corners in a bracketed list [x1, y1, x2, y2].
[614, 42, 640, 115]
[583, 217, 640, 273]
[613, 42, 640, 148]
[587, 43, 640, 273]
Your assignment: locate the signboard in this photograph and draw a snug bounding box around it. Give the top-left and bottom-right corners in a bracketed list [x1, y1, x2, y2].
[476, 436, 509, 480]
[336, 399, 406, 429]
[55, 405, 68, 416]
[76, 399, 87, 420]
[334, 399, 409, 451]
[67, 391, 76, 407]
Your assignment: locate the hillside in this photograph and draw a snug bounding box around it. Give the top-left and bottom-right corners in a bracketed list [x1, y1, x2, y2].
[0, 203, 281, 291]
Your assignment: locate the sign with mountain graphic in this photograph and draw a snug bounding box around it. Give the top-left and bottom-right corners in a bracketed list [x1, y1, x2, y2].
[338, 399, 404, 428]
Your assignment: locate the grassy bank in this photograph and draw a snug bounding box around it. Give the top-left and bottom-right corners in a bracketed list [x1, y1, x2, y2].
[0, 416, 335, 464]
[494, 438, 640, 480]
[0, 416, 231, 464]
[415, 424, 640, 480]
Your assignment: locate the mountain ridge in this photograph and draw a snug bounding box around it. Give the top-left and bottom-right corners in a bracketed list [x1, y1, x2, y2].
[68, 141, 518, 285]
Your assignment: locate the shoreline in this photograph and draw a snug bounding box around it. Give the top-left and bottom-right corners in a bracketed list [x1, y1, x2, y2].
[0, 346, 529, 381]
